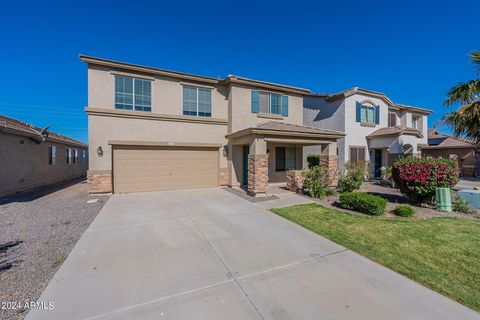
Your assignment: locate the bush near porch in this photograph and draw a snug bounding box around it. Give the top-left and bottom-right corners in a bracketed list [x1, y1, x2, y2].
[391, 157, 459, 203]
[302, 166, 335, 199]
[338, 161, 365, 192]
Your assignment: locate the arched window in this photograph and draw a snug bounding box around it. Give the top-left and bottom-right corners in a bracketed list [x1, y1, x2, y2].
[356, 100, 379, 125]
[361, 101, 375, 124]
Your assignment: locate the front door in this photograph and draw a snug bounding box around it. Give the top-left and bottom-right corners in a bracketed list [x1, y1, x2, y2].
[374, 149, 382, 178]
[242, 145, 249, 186]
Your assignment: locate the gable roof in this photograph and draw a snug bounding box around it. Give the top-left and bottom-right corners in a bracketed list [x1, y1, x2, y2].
[427, 128, 477, 148]
[367, 125, 423, 139]
[0, 114, 87, 147]
[310, 87, 432, 115]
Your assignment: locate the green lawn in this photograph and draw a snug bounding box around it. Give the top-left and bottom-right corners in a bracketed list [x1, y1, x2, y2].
[272, 204, 480, 312]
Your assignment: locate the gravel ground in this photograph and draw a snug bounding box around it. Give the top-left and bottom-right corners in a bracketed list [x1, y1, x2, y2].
[0, 181, 108, 320]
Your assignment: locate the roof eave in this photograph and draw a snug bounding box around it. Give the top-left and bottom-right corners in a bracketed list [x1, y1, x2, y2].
[226, 128, 345, 140]
[225, 76, 310, 95]
[79, 55, 220, 85]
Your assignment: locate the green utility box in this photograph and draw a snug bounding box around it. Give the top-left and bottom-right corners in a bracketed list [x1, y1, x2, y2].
[436, 187, 452, 212]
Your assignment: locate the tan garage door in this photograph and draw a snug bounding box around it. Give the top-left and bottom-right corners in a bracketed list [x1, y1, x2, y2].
[113, 146, 219, 193]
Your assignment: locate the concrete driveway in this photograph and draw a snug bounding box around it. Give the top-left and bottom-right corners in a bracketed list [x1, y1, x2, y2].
[27, 188, 479, 320]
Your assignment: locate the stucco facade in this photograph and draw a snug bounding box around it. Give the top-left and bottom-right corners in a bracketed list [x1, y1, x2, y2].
[82, 55, 342, 195]
[304, 88, 431, 177]
[0, 117, 88, 197]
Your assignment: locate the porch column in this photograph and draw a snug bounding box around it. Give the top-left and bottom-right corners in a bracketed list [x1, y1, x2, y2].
[319, 142, 339, 187]
[248, 136, 268, 196]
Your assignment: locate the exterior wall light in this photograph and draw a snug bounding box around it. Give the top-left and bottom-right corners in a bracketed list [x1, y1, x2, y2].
[97, 146, 104, 157]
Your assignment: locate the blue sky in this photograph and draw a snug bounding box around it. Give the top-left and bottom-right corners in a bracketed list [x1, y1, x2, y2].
[0, 0, 479, 143]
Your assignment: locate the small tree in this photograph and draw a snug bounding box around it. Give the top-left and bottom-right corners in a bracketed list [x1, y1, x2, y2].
[306, 154, 320, 168]
[391, 157, 459, 203]
[338, 162, 365, 192]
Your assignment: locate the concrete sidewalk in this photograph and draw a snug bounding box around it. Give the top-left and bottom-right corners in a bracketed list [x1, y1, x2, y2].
[27, 188, 480, 320]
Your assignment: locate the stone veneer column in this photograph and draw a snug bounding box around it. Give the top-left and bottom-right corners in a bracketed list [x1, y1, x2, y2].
[88, 173, 112, 193]
[247, 154, 268, 196]
[319, 155, 339, 187]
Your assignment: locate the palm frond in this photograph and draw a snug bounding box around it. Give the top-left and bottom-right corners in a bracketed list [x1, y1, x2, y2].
[444, 101, 480, 143]
[444, 79, 480, 106]
[470, 50, 480, 65]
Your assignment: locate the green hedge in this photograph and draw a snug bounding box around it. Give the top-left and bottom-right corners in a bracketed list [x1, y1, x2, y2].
[339, 192, 387, 216]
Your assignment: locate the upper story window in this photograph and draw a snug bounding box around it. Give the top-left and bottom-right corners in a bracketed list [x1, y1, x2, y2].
[48, 145, 56, 165]
[361, 105, 375, 124]
[356, 102, 379, 125]
[388, 112, 397, 127]
[251, 91, 288, 116]
[183, 86, 212, 117]
[412, 115, 421, 129]
[115, 76, 151, 112]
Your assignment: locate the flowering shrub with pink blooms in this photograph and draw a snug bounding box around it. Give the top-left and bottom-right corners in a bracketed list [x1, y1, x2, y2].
[392, 157, 459, 203]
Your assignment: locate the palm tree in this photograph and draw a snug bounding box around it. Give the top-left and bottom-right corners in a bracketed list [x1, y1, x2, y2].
[443, 51, 480, 143]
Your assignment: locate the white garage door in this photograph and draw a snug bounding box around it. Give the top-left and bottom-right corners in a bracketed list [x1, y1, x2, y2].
[113, 146, 219, 193]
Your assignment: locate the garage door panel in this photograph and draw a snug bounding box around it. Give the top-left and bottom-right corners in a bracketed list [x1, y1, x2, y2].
[113, 146, 219, 193]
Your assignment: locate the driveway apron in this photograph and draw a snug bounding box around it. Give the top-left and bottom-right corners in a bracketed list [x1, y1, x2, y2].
[27, 188, 480, 320]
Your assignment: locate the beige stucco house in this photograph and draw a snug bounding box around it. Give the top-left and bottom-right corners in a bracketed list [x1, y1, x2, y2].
[81, 55, 344, 195]
[304, 88, 432, 178]
[0, 115, 88, 197]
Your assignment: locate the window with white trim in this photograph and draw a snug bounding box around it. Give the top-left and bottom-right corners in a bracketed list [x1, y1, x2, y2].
[361, 105, 375, 124]
[412, 115, 421, 129]
[115, 76, 151, 112]
[73, 149, 78, 164]
[183, 86, 212, 117]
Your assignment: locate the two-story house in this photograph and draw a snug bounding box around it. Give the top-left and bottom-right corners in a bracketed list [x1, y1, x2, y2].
[81, 56, 344, 196]
[304, 88, 431, 177]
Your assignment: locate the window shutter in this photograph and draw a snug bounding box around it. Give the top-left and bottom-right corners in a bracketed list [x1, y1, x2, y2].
[356, 102, 361, 122]
[375, 105, 380, 124]
[251, 90, 259, 113]
[281, 95, 288, 116]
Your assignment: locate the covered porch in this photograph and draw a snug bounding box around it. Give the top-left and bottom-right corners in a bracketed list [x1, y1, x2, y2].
[226, 122, 344, 196]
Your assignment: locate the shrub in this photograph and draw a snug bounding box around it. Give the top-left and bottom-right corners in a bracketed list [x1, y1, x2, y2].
[391, 157, 459, 203]
[339, 192, 387, 216]
[325, 188, 337, 197]
[338, 162, 365, 192]
[306, 155, 320, 168]
[302, 166, 329, 199]
[453, 198, 476, 214]
[393, 204, 415, 217]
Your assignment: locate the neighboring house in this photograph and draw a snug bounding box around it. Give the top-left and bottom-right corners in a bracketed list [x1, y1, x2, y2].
[422, 129, 479, 177]
[0, 115, 88, 197]
[81, 55, 344, 196]
[304, 88, 432, 177]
